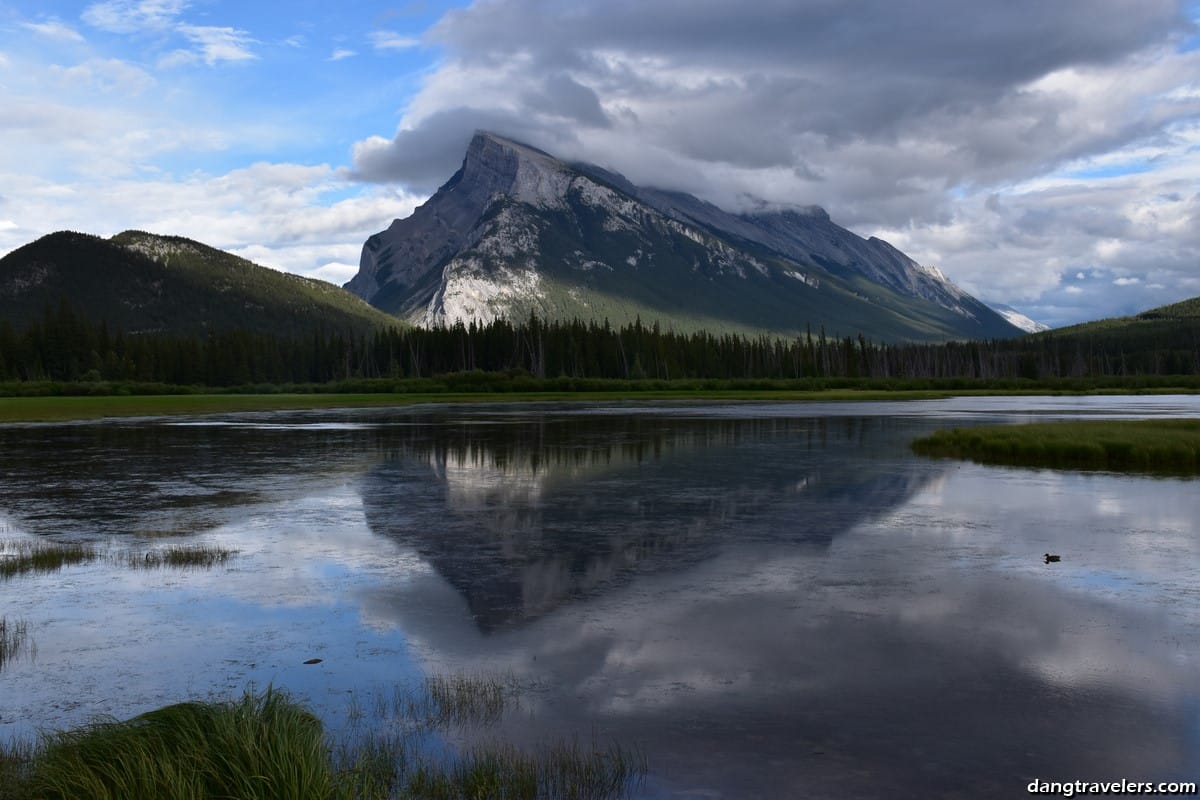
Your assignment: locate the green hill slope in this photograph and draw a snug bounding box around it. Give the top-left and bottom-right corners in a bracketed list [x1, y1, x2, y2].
[1012, 295, 1200, 376]
[0, 231, 400, 337]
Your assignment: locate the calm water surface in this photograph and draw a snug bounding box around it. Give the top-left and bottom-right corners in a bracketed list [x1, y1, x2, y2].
[2, 396, 1199, 798]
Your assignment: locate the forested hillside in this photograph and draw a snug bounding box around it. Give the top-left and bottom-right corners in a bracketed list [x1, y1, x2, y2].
[2, 300, 1197, 390]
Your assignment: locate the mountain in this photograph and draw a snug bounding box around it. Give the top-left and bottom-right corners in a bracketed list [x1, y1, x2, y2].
[348, 132, 1020, 343]
[991, 303, 1051, 333]
[0, 230, 399, 337]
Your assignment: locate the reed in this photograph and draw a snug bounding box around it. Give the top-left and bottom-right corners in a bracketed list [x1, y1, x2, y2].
[0, 541, 95, 580]
[0, 616, 34, 672]
[125, 545, 236, 570]
[912, 418, 1200, 475]
[368, 672, 520, 730]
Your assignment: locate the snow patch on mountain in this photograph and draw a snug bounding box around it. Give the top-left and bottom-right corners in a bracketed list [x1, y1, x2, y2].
[991, 303, 1051, 333]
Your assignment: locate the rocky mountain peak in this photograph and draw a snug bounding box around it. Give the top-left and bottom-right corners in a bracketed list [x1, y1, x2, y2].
[460, 131, 574, 209]
[346, 133, 1019, 342]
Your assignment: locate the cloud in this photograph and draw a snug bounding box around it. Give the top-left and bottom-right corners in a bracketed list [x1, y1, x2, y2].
[49, 58, 156, 95]
[82, 0, 190, 33]
[22, 20, 85, 42]
[82, 1, 256, 67]
[347, 0, 1200, 326]
[328, 48, 357, 62]
[0, 161, 421, 281]
[174, 25, 257, 66]
[369, 30, 420, 50]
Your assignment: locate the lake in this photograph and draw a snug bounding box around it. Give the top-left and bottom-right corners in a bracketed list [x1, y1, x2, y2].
[2, 396, 1198, 798]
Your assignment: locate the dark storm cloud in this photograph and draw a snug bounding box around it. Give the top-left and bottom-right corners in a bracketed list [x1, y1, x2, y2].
[354, 0, 1191, 190]
[521, 74, 611, 128]
[349, 0, 1199, 325]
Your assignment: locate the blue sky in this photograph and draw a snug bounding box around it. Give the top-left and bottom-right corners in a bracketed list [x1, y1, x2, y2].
[2, 0, 1200, 327]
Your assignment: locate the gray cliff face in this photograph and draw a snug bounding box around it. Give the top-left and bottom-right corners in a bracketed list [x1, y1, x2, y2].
[346, 132, 580, 321]
[346, 131, 1019, 341]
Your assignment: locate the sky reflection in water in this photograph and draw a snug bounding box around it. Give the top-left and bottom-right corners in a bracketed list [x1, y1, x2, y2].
[1, 396, 1198, 799]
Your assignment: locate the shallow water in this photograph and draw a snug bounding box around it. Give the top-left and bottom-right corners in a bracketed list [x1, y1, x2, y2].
[2, 396, 1198, 798]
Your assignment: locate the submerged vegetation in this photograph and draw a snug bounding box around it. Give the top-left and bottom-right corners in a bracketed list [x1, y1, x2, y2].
[1, 539, 236, 578]
[364, 672, 521, 730]
[1, 680, 647, 800]
[0, 616, 34, 671]
[0, 540, 94, 580]
[126, 545, 235, 570]
[912, 419, 1200, 475]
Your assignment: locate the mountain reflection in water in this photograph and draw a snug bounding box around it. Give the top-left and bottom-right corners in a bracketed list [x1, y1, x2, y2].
[361, 415, 933, 632]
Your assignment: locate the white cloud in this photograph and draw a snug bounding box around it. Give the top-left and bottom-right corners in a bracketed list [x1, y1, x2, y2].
[156, 49, 198, 69]
[328, 48, 357, 62]
[1113, 277, 1141, 286]
[22, 21, 85, 42]
[369, 30, 420, 50]
[307, 261, 360, 285]
[0, 162, 421, 281]
[82, 0, 189, 33]
[175, 25, 257, 66]
[49, 58, 156, 95]
[81, 1, 256, 67]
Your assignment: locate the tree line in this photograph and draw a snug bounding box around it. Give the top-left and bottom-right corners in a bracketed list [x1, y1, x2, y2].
[2, 302, 1198, 390]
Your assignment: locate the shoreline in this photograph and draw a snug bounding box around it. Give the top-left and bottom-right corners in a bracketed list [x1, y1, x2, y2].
[2, 386, 1199, 422]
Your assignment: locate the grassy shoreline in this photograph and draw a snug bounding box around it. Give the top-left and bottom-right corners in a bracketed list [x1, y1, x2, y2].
[2, 386, 1199, 423]
[0, 683, 646, 800]
[912, 419, 1200, 475]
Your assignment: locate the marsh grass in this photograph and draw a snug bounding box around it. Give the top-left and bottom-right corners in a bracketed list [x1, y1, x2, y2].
[347, 673, 644, 799]
[912, 418, 1200, 475]
[0, 541, 95, 580]
[422, 672, 518, 728]
[2, 679, 646, 800]
[24, 689, 335, 800]
[366, 672, 521, 731]
[1, 539, 237, 578]
[0, 617, 35, 671]
[399, 739, 646, 800]
[124, 545, 236, 570]
[0, 738, 36, 800]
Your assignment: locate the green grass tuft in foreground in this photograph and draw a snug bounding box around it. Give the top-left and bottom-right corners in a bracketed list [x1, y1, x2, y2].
[20, 689, 333, 800]
[911, 418, 1200, 475]
[2, 681, 647, 800]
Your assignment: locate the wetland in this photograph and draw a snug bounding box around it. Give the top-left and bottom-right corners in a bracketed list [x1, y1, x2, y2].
[1, 396, 1198, 798]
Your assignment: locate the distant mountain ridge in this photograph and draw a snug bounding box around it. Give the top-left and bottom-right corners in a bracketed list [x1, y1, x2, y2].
[991, 303, 1051, 333]
[0, 230, 398, 337]
[348, 131, 1020, 343]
